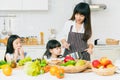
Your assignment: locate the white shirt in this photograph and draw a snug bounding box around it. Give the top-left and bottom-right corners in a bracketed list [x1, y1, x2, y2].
[43, 56, 63, 62]
[6, 53, 20, 61]
[57, 20, 93, 44]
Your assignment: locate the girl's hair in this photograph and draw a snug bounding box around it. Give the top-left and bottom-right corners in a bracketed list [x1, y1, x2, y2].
[43, 39, 61, 59]
[4, 35, 20, 61]
[70, 2, 92, 41]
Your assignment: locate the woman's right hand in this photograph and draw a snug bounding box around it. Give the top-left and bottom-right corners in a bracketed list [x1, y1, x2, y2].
[61, 39, 70, 50]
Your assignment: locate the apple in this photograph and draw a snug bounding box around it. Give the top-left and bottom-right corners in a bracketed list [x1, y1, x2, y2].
[106, 64, 114, 68]
[98, 66, 104, 69]
[92, 60, 101, 68]
[64, 55, 74, 62]
[100, 57, 112, 66]
[75, 60, 85, 66]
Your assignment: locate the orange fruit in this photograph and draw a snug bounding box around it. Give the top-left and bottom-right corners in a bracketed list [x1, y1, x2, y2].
[50, 66, 58, 76]
[56, 68, 64, 75]
[2, 65, 12, 76]
[56, 68, 64, 79]
[56, 73, 64, 79]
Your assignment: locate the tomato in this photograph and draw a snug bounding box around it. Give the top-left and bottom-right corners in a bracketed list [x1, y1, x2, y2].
[44, 65, 51, 73]
[64, 55, 74, 62]
[50, 66, 58, 76]
[2, 65, 12, 76]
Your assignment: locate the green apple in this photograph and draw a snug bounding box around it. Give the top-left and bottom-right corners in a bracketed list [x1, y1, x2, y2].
[75, 60, 85, 66]
[67, 64, 74, 67]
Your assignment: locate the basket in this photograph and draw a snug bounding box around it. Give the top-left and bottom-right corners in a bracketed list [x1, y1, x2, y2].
[48, 60, 63, 66]
[92, 66, 117, 76]
[106, 38, 119, 45]
[60, 61, 90, 73]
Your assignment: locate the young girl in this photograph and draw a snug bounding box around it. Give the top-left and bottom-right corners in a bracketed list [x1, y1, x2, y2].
[42, 39, 62, 62]
[58, 2, 93, 61]
[4, 35, 25, 62]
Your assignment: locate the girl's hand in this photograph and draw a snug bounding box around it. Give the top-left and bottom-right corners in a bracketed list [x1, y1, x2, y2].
[14, 49, 19, 62]
[18, 47, 24, 55]
[18, 47, 25, 59]
[14, 48, 19, 55]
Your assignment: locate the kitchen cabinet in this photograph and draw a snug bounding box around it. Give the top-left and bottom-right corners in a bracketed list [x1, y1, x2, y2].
[23, 46, 46, 59]
[91, 45, 120, 63]
[0, 0, 21, 10]
[0, 0, 48, 11]
[22, 0, 48, 10]
[0, 47, 6, 60]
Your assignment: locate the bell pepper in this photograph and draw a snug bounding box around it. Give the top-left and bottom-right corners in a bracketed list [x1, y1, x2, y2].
[64, 55, 74, 62]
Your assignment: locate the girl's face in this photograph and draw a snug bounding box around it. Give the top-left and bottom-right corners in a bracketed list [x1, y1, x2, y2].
[75, 13, 85, 24]
[13, 38, 22, 50]
[50, 47, 61, 57]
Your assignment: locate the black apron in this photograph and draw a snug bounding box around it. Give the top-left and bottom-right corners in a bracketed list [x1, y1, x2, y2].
[63, 26, 90, 61]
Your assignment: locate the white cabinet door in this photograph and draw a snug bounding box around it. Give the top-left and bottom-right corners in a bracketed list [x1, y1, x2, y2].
[0, 0, 48, 10]
[24, 46, 46, 59]
[0, 0, 21, 10]
[22, 0, 48, 10]
[0, 47, 6, 60]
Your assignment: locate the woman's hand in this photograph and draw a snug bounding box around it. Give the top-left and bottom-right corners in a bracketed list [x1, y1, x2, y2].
[61, 39, 70, 50]
[85, 48, 93, 54]
[85, 43, 94, 54]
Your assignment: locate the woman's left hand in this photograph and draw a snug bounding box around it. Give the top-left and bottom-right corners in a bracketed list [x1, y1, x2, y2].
[85, 48, 93, 54]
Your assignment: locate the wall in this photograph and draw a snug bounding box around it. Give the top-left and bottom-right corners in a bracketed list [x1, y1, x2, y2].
[0, 0, 120, 44]
[91, 0, 120, 42]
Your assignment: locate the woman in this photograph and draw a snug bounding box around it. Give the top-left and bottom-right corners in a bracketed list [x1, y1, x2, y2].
[59, 2, 93, 61]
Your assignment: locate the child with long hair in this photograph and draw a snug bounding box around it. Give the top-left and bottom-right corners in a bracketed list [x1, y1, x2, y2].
[43, 39, 62, 62]
[4, 35, 25, 62]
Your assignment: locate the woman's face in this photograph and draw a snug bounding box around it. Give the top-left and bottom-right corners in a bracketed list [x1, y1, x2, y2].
[13, 38, 22, 50]
[75, 13, 85, 24]
[50, 47, 61, 56]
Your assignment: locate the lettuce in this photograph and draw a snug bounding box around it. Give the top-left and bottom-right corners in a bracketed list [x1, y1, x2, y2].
[24, 60, 41, 76]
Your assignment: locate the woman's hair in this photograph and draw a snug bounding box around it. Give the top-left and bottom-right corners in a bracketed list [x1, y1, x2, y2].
[70, 2, 92, 41]
[4, 34, 20, 61]
[43, 39, 61, 59]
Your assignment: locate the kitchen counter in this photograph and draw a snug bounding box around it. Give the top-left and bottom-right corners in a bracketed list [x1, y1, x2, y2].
[1, 45, 120, 61]
[0, 69, 120, 80]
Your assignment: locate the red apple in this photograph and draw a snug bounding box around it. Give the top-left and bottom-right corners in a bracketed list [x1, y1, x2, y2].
[92, 60, 101, 68]
[64, 55, 74, 62]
